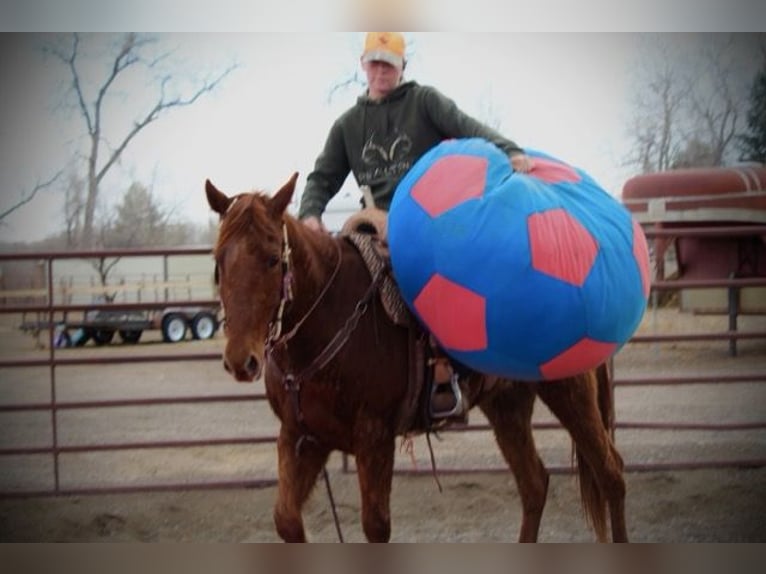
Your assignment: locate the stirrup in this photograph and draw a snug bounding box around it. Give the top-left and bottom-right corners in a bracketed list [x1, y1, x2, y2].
[429, 372, 464, 419]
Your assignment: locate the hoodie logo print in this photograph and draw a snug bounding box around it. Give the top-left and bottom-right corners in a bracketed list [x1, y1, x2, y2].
[362, 133, 413, 166]
[358, 132, 414, 186]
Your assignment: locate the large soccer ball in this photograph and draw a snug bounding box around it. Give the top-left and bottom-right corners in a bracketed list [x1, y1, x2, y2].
[388, 138, 650, 381]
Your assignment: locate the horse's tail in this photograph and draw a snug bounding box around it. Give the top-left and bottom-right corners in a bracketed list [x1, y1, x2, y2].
[574, 361, 614, 542]
[597, 359, 615, 438]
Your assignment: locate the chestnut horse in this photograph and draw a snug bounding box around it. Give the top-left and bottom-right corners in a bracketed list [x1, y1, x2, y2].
[205, 173, 627, 542]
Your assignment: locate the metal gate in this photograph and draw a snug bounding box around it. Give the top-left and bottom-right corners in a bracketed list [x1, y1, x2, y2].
[1, 231, 765, 498]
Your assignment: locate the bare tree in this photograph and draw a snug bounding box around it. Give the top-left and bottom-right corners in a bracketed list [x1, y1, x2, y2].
[63, 172, 85, 247]
[625, 34, 759, 174]
[327, 69, 366, 103]
[671, 137, 717, 169]
[89, 256, 122, 303]
[686, 34, 748, 166]
[47, 33, 236, 248]
[625, 37, 690, 173]
[0, 170, 63, 222]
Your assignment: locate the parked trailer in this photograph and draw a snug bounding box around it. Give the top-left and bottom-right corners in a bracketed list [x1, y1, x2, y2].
[622, 165, 766, 314]
[21, 306, 220, 346]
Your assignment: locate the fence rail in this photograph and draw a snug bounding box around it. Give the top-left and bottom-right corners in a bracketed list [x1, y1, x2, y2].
[0, 235, 764, 498]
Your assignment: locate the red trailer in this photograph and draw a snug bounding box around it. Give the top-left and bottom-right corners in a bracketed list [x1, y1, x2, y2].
[621, 165, 766, 315]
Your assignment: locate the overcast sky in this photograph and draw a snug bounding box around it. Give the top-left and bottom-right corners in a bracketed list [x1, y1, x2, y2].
[1, 0, 763, 33]
[0, 3, 764, 243]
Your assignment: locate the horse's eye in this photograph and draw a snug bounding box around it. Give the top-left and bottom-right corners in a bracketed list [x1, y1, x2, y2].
[267, 254, 280, 268]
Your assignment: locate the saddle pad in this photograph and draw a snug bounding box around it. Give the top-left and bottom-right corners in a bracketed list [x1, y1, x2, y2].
[344, 232, 411, 328]
[388, 138, 650, 381]
[341, 208, 388, 243]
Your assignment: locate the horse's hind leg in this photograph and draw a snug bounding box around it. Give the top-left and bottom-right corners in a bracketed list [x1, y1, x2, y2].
[273, 427, 331, 542]
[535, 373, 627, 542]
[354, 434, 395, 542]
[479, 382, 549, 542]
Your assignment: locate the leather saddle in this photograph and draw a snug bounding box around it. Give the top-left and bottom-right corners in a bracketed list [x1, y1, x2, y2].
[340, 209, 468, 433]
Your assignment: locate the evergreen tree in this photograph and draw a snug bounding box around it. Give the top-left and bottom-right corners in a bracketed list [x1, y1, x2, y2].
[109, 183, 167, 247]
[738, 59, 766, 164]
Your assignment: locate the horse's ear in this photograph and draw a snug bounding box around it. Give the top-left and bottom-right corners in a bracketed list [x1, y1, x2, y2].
[268, 172, 299, 217]
[205, 179, 232, 216]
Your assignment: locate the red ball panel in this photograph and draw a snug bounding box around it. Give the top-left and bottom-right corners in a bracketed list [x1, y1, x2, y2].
[540, 338, 617, 380]
[529, 209, 599, 287]
[632, 220, 651, 297]
[413, 273, 488, 351]
[411, 155, 487, 217]
[528, 157, 581, 184]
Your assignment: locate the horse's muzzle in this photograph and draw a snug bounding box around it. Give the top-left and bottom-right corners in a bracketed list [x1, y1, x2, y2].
[223, 353, 262, 382]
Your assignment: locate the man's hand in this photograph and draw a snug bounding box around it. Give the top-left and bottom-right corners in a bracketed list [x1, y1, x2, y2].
[302, 216, 328, 234]
[510, 153, 533, 173]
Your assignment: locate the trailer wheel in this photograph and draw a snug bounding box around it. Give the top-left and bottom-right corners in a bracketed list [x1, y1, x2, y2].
[92, 329, 115, 346]
[71, 328, 90, 347]
[161, 313, 187, 343]
[118, 329, 142, 344]
[191, 312, 217, 340]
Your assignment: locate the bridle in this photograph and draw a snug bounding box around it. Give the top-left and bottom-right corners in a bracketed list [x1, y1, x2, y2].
[265, 222, 341, 350]
[266, 222, 296, 343]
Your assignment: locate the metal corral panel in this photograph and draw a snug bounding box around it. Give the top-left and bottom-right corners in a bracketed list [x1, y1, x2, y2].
[681, 287, 766, 314]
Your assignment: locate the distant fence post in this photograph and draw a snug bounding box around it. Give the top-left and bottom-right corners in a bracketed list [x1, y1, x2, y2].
[163, 255, 169, 302]
[728, 272, 739, 357]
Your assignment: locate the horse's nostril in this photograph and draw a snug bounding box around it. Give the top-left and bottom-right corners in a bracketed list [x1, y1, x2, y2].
[245, 355, 260, 377]
[223, 360, 231, 373]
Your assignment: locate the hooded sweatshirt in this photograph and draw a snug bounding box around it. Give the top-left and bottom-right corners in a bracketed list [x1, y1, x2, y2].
[298, 81, 524, 219]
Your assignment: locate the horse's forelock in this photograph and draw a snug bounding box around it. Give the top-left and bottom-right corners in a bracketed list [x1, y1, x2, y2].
[214, 192, 274, 256]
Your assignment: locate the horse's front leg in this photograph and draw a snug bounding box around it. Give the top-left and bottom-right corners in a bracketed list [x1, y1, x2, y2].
[273, 426, 331, 542]
[354, 433, 395, 542]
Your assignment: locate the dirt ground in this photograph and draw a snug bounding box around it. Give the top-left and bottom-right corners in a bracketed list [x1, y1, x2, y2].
[2, 465, 766, 542]
[0, 307, 765, 542]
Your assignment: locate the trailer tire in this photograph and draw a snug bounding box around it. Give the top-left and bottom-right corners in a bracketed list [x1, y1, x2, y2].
[118, 329, 142, 344]
[161, 314, 187, 343]
[191, 312, 217, 340]
[92, 329, 115, 346]
[71, 328, 90, 347]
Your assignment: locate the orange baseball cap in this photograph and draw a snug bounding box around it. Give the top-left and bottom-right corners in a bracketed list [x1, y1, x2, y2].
[361, 32, 406, 69]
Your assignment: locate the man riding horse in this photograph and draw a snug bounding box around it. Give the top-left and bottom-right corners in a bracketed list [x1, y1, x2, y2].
[298, 32, 533, 420]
